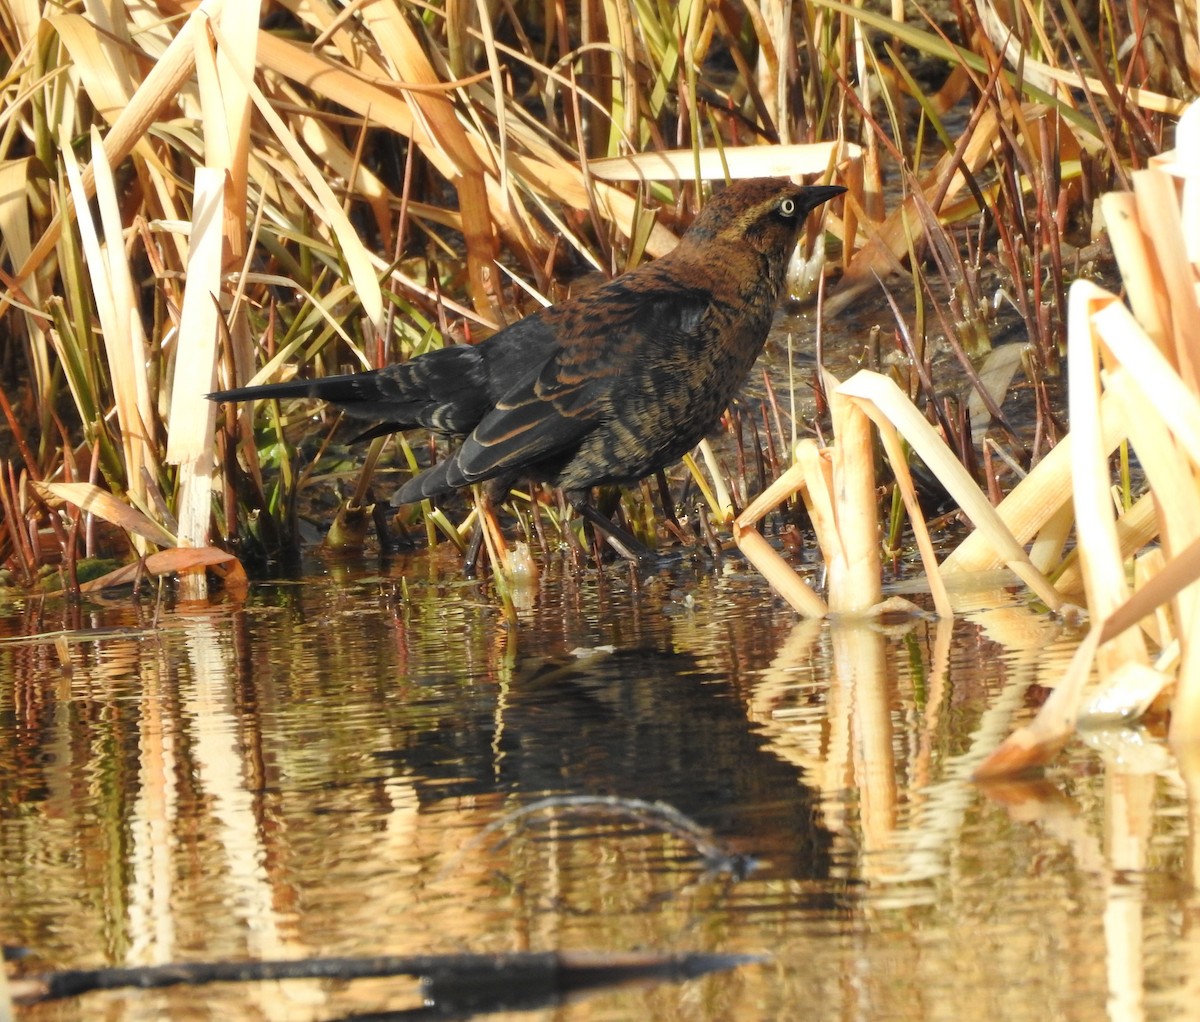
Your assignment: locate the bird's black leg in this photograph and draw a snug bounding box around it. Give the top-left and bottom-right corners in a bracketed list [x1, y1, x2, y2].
[462, 517, 486, 576]
[567, 491, 656, 565]
[463, 479, 516, 577]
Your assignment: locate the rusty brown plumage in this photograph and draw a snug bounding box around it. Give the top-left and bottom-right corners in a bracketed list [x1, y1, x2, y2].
[210, 178, 845, 552]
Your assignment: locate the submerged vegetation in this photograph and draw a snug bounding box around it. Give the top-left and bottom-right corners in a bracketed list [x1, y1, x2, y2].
[0, 3, 1198, 754]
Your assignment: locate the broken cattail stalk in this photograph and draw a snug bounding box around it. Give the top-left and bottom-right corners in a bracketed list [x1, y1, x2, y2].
[733, 460, 829, 617]
[826, 385, 883, 614]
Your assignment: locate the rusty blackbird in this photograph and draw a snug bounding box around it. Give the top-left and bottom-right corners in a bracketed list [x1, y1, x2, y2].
[210, 178, 845, 555]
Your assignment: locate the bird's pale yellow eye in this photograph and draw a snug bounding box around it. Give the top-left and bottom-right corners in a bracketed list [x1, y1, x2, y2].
[779, 197, 797, 217]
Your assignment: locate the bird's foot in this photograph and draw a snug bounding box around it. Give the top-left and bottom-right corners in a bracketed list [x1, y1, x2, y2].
[462, 519, 486, 576]
[572, 501, 661, 568]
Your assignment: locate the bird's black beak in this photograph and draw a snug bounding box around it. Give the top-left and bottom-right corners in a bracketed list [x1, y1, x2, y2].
[801, 184, 847, 213]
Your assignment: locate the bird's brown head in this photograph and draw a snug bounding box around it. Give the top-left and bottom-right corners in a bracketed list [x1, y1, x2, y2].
[681, 177, 846, 264]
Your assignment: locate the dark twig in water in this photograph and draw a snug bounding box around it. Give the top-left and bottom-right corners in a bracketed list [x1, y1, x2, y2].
[451, 795, 758, 880]
[11, 949, 762, 1007]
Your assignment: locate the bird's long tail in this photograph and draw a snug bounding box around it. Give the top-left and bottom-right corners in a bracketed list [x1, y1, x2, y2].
[208, 346, 493, 436]
[208, 373, 372, 406]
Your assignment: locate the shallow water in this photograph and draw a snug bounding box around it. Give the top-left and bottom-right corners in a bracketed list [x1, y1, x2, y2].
[3, 542, 1198, 1021]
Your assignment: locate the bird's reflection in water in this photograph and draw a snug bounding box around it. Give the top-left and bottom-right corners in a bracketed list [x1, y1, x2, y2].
[379, 646, 833, 886]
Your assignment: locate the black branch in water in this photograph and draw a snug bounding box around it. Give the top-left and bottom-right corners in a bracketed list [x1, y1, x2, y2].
[11, 948, 764, 1009]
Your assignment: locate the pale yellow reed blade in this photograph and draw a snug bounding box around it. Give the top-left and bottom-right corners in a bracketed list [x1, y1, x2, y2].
[1066, 282, 1151, 678]
[836, 370, 1061, 610]
[732, 461, 829, 619]
[827, 387, 883, 614]
[18, 0, 224, 286]
[36, 482, 177, 550]
[586, 143, 861, 181]
[943, 389, 1128, 574]
[167, 168, 225, 468]
[208, 20, 385, 334]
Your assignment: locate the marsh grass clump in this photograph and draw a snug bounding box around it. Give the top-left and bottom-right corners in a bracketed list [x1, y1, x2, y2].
[0, 0, 1192, 607]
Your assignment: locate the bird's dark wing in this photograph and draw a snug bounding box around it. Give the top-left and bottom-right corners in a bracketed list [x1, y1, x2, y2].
[451, 277, 716, 485]
[392, 346, 608, 503]
[453, 352, 617, 482]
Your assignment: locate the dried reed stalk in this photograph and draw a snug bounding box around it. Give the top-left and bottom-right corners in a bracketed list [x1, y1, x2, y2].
[740, 99, 1200, 777]
[976, 102, 1200, 774]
